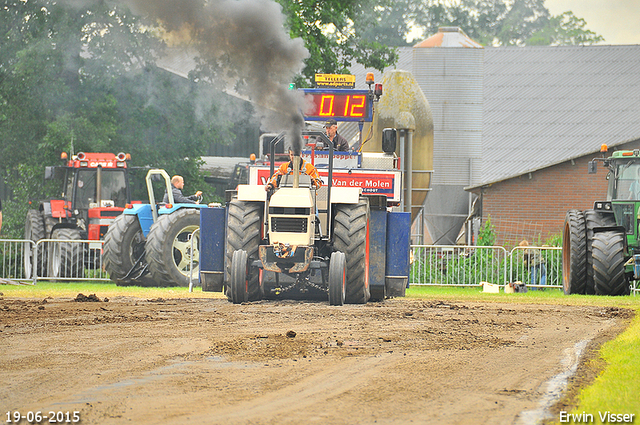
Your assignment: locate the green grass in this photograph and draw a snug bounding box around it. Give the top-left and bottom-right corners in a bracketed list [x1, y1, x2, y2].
[0, 280, 225, 299]
[1, 281, 639, 420]
[562, 313, 640, 424]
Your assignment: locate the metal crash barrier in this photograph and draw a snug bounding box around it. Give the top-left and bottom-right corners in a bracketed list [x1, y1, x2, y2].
[509, 246, 562, 290]
[0, 239, 36, 284]
[189, 228, 200, 292]
[34, 239, 109, 281]
[410, 245, 508, 287]
[0, 238, 110, 282]
[0, 237, 637, 294]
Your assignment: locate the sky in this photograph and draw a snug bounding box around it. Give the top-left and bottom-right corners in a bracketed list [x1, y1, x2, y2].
[545, 0, 640, 44]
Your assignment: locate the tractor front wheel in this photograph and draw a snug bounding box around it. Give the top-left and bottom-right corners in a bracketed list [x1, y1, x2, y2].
[230, 250, 249, 304]
[328, 251, 346, 306]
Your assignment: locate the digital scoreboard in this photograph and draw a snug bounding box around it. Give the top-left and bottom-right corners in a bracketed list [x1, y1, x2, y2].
[301, 89, 373, 122]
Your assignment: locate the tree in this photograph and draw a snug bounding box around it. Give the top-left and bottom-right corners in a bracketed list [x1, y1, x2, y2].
[364, 0, 604, 47]
[353, 0, 421, 47]
[0, 0, 226, 237]
[527, 11, 604, 46]
[275, 0, 399, 86]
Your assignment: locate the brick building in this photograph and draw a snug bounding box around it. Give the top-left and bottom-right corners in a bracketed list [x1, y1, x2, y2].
[469, 140, 640, 247]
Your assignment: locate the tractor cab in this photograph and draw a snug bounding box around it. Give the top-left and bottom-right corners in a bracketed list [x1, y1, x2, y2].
[590, 150, 640, 246]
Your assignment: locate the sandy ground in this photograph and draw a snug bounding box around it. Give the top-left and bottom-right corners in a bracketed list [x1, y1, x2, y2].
[0, 295, 632, 425]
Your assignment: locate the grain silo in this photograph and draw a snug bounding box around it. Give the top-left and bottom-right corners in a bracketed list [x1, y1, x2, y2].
[412, 27, 484, 244]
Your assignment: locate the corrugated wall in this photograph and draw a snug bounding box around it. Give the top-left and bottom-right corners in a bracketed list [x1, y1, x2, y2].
[411, 44, 483, 244]
[412, 48, 484, 186]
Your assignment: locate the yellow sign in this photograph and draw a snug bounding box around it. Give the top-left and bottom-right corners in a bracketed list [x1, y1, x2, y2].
[314, 74, 356, 88]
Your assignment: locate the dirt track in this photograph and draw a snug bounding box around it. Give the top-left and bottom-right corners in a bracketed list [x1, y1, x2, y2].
[0, 295, 631, 424]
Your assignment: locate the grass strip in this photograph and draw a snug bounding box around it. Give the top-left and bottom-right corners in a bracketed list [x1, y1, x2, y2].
[555, 310, 640, 424]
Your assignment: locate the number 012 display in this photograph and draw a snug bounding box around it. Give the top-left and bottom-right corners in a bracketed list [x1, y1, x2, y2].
[301, 89, 373, 122]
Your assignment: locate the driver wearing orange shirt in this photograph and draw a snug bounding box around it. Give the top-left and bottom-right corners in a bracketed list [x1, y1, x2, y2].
[265, 149, 322, 191]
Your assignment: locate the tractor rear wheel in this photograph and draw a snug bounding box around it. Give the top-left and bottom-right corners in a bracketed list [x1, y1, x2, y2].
[328, 251, 346, 306]
[585, 210, 616, 294]
[24, 210, 46, 278]
[230, 250, 249, 304]
[334, 198, 370, 304]
[592, 231, 630, 296]
[145, 208, 200, 287]
[226, 200, 263, 302]
[103, 214, 152, 286]
[562, 209, 587, 294]
[50, 227, 84, 278]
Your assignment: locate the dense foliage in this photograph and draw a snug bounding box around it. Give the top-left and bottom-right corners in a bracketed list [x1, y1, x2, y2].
[357, 0, 603, 47]
[0, 1, 229, 237]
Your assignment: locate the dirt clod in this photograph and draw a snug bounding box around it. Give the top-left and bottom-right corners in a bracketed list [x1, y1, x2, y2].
[74, 293, 102, 302]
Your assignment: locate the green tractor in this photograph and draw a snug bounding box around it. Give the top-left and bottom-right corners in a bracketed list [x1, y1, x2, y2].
[563, 148, 640, 296]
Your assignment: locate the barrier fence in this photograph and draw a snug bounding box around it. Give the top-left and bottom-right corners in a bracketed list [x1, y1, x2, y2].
[0, 238, 109, 283]
[410, 245, 563, 289]
[0, 239, 636, 294]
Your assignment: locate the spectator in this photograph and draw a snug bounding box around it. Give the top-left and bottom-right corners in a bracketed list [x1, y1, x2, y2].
[519, 240, 547, 290]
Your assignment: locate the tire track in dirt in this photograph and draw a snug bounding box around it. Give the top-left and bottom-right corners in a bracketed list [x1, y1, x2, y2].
[171, 354, 400, 424]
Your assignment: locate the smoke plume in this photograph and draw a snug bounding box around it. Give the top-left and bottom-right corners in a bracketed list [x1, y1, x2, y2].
[128, 0, 310, 153]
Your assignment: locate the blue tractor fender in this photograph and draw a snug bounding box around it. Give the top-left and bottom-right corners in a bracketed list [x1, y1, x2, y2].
[123, 204, 155, 237]
[158, 203, 208, 215]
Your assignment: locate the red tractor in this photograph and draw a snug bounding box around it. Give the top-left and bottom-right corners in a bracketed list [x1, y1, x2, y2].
[24, 152, 133, 278]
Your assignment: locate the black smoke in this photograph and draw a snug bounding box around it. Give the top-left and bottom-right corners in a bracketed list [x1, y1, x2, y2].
[127, 0, 310, 154]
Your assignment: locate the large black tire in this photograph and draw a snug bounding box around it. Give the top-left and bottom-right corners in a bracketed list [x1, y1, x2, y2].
[562, 209, 587, 294]
[592, 231, 630, 296]
[24, 210, 46, 278]
[585, 210, 617, 294]
[328, 251, 346, 306]
[50, 227, 84, 278]
[230, 249, 249, 304]
[225, 200, 263, 302]
[145, 208, 200, 287]
[103, 214, 152, 286]
[333, 198, 370, 304]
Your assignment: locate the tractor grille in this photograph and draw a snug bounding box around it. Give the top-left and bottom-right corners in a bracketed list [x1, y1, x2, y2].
[271, 217, 308, 233]
[269, 207, 310, 215]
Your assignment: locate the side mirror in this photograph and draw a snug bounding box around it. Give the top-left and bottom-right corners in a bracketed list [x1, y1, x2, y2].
[588, 160, 597, 174]
[382, 128, 396, 154]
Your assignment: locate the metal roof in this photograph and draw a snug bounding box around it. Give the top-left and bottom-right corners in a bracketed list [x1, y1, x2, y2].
[479, 44, 640, 187]
[352, 44, 640, 188]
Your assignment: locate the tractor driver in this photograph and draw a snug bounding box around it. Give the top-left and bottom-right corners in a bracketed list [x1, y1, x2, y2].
[265, 149, 322, 191]
[163, 175, 203, 204]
